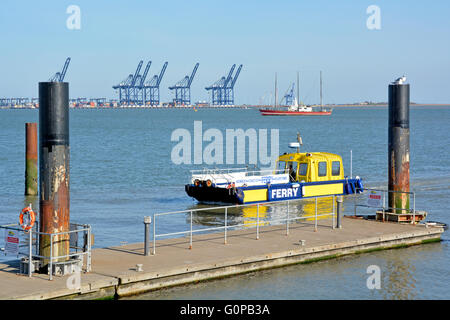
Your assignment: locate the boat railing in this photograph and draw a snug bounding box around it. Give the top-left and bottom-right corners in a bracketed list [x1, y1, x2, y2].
[190, 167, 248, 175]
[190, 168, 285, 178]
[148, 194, 338, 255]
[244, 169, 285, 177]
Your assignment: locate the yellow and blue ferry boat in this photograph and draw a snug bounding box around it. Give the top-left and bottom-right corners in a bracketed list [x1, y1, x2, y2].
[185, 141, 363, 204]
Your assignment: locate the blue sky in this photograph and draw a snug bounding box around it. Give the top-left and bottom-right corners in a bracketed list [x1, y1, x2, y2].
[0, 0, 449, 104]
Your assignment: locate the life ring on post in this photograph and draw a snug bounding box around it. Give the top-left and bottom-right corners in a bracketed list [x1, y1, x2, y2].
[19, 206, 36, 231]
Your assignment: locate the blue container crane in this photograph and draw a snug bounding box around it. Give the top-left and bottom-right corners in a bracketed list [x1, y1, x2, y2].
[133, 61, 152, 104]
[49, 57, 71, 82]
[281, 83, 295, 106]
[225, 64, 242, 105]
[126, 60, 143, 104]
[169, 63, 199, 105]
[113, 74, 133, 104]
[144, 62, 168, 105]
[206, 64, 242, 105]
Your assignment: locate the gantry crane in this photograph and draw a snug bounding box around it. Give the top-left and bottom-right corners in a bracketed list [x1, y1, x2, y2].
[134, 61, 152, 104]
[49, 57, 71, 82]
[144, 62, 168, 105]
[281, 83, 296, 106]
[169, 63, 199, 105]
[205, 64, 242, 105]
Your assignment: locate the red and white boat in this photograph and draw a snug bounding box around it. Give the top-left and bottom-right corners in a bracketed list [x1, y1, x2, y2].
[260, 70, 332, 116]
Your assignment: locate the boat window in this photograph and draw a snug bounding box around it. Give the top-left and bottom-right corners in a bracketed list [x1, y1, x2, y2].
[298, 163, 308, 176]
[332, 161, 340, 176]
[318, 161, 327, 177]
[277, 161, 286, 173]
[287, 161, 298, 182]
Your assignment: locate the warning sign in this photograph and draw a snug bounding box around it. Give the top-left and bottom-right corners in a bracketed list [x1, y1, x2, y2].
[4, 230, 20, 256]
[367, 191, 382, 207]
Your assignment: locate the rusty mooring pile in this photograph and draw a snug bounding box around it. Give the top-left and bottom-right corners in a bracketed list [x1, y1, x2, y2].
[377, 77, 426, 223]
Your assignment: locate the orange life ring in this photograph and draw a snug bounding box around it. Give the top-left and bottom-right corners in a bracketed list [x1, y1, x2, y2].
[19, 207, 36, 231]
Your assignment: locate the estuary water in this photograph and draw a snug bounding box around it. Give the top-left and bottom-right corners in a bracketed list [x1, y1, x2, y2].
[0, 106, 449, 299]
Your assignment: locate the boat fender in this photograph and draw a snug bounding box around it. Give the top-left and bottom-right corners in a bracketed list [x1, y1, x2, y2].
[236, 189, 244, 203]
[346, 182, 354, 194]
[344, 180, 350, 194]
[356, 179, 363, 193]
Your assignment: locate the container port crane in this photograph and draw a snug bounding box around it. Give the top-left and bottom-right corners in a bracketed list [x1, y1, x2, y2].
[205, 64, 242, 105]
[49, 57, 71, 82]
[169, 63, 199, 105]
[144, 62, 168, 105]
[126, 60, 143, 104]
[134, 61, 152, 104]
[225, 64, 242, 105]
[281, 83, 295, 106]
[113, 74, 133, 104]
[112, 60, 146, 104]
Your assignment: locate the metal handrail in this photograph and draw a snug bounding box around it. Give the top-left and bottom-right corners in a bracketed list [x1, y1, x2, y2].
[190, 167, 248, 174]
[190, 168, 286, 177]
[151, 194, 337, 255]
[353, 187, 417, 223]
[0, 222, 91, 280]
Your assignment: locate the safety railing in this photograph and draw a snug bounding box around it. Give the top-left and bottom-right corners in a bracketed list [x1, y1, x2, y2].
[190, 167, 249, 175]
[0, 222, 91, 280]
[353, 188, 417, 223]
[190, 167, 285, 177]
[150, 195, 339, 255]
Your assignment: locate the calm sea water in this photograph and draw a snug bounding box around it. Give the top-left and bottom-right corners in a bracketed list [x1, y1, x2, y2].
[0, 106, 449, 299]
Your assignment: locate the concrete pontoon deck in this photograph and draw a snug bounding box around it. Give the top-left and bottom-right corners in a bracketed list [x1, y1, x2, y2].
[0, 217, 444, 300]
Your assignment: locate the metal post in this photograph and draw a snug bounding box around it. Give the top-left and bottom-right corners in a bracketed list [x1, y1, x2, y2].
[350, 150, 353, 179]
[314, 197, 318, 232]
[49, 234, 53, 281]
[224, 207, 227, 244]
[39, 82, 70, 272]
[28, 228, 32, 277]
[25, 123, 38, 196]
[35, 223, 39, 257]
[256, 203, 260, 240]
[286, 201, 289, 235]
[189, 211, 193, 249]
[152, 214, 156, 255]
[144, 216, 151, 256]
[332, 195, 335, 229]
[87, 226, 91, 272]
[336, 196, 343, 229]
[388, 79, 410, 214]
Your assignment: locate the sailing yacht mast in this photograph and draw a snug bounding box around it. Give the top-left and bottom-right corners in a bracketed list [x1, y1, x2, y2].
[297, 71, 300, 107]
[274, 72, 278, 108]
[320, 70, 323, 108]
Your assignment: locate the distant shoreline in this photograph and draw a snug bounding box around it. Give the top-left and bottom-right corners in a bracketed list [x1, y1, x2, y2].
[326, 103, 450, 107]
[0, 103, 449, 110]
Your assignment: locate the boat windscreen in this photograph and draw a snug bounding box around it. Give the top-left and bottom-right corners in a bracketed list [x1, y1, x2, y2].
[277, 161, 286, 173]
